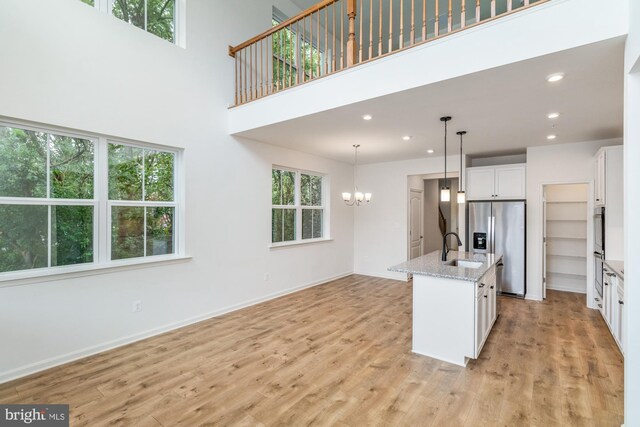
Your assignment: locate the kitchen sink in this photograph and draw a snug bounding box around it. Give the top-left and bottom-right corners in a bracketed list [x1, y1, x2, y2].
[446, 260, 483, 269]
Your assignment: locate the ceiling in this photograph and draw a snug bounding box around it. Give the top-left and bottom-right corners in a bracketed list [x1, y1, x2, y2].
[237, 37, 624, 164]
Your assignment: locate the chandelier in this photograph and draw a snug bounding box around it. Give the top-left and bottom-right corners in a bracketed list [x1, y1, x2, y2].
[342, 144, 372, 206]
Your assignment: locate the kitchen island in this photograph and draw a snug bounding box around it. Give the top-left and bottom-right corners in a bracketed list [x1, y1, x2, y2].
[389, 251, 503, 366]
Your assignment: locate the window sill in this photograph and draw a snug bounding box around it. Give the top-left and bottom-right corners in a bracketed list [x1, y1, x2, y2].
[0, 255, 192, 288]
[269, 238, 333, 249]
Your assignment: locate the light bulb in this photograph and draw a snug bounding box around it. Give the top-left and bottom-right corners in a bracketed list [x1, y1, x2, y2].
[365, 193, 372, 202]
[457, 191, 466, 204]
[355, 192, 364, 202]
[440, 188, 450, 202]
[342, 192, 352, 202]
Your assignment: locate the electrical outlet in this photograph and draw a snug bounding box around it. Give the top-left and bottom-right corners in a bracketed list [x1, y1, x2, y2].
[264, 273, 269, 281]
[132, 300, 142, 313]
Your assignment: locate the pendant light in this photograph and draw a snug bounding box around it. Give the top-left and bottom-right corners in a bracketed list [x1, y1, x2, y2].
[440, 116, 452, 202]
[457, 131, 467, 204]
[342, 144, 372, 206]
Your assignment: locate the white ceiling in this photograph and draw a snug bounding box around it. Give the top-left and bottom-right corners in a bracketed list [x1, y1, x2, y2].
[237, 37, 624, 164]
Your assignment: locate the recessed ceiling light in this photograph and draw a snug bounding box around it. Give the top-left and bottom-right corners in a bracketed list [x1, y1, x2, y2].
[362, 114, 373, 121]
[427, 149, 435, 154]
[547, 134, 557, 140]
[402, 136, 412, 141]
[546, 73, 565, 83]
[547, 112, 560, 119]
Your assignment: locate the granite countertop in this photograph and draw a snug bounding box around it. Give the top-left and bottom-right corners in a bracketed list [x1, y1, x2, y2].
[604, 259, 624, 282]
[388, 250, 502, 282]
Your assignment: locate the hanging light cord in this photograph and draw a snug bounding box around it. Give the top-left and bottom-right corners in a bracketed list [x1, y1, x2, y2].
[444, 119, 447, 188]
[459, 133, 463, 191]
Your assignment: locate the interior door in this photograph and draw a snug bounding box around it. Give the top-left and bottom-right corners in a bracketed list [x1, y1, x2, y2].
[409, 189, 423, 259]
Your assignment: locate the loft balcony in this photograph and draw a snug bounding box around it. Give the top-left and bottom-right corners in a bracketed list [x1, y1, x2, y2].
[228, 0, 627, 137]
[229, 0, 550, 106]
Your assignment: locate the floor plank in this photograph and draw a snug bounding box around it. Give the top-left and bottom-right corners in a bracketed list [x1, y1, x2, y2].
[0, 275, 624, 426]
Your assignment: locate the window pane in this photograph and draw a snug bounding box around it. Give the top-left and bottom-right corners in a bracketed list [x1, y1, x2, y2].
[112, 0, 145, 31]
[111, 206, 144, 260]
[312, 208, 323, 238]
[301, 174, 322, 206]
[272, 208, 295, 243]
[272, 169, 295, 206]
[146, 207, 174, 256]
[302, 209, 323, 240]
[0, 126, 47, 198]
[272, 208, 283, 243]
[301, 174, 310, 205]
[50, 135, 94, 200]
[109, 144, 143, 201]
[51, 206, 94, 267]
[0, 205, 48, 272]
[145, 150, 174, 201]
[272, 169, 282, 205]
[311, 175, 322, 206]
[147, 0, 175, 42]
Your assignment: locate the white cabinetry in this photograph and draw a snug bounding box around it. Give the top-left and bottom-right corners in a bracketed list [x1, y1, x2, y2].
[411, 260, 500, 366]
[474, 266, 497, 358]
[594, 146, 624, 261]
[616, 282, 624, 353]
[595, 150, 606, 206]
[601, 266, 624, 355]
[466, 164, 526, 201]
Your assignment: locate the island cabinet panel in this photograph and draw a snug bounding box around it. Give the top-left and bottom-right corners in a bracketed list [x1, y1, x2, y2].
[412, 275, 476, 366]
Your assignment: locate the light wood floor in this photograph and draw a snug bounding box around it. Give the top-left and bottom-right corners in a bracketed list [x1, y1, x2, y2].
[0, 275, 624, 426]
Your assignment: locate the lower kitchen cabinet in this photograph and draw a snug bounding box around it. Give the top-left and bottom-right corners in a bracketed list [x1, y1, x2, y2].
[475, 267, 497, 358]
[601, 267, 624, 355]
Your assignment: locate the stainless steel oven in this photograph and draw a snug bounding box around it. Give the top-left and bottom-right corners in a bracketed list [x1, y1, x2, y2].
[594, 207, 605, 298]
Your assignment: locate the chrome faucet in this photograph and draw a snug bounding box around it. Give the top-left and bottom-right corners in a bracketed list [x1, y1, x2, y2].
[442, 232, 463, 261]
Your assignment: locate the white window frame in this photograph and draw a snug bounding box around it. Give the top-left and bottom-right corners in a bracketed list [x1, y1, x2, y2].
[0, 118, 186, 286]
[106, 140, 180, 262]
[88, 0, 186, 47]
[271, 166, 330, 248]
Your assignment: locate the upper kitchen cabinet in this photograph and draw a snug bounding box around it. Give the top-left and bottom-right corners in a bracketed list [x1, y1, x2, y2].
[466, 164, 526, 201]
[595, 146, 624, 260]
[595, 150, 606, 206]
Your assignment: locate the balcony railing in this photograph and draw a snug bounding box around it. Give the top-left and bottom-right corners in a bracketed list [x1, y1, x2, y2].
[229, 0, 549, 106]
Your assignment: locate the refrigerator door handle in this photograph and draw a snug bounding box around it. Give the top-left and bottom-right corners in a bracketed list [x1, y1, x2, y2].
[491, 216, 496, 253]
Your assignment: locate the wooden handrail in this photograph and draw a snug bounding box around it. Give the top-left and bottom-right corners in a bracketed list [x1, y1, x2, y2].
[229, 0, 339, 57]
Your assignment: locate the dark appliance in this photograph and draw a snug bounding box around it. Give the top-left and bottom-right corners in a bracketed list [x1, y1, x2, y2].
[594, 207, 605, 298]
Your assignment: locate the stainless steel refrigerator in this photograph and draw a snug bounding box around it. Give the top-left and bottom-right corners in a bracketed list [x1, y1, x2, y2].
[467, 201, 526, 298]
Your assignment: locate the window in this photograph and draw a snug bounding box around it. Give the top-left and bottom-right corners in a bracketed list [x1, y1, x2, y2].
[108, 144, 176, 260]
[0, 120, 183, 279]
[0, 125, 95, 274]
[79, 0, 182, 45]
[272, 167, 327, 244]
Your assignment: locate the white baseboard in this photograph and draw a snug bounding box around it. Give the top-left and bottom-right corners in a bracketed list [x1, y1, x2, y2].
[0, 271, 353, 385]
[525, 293, 544, 301]
[547, 285, 587, 294]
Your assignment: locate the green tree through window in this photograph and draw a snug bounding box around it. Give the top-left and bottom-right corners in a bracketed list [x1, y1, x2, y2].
[272, 19, 323, 90]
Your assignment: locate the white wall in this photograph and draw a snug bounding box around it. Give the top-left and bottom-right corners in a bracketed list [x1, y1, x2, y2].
[624, 0, 640, 422]
[525, 139, 620, 302]
[354, 156, 463, 280]
[0, 0, 354, 382]
[229, 0, 628, 133]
